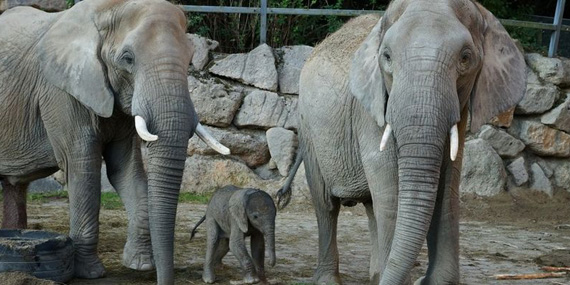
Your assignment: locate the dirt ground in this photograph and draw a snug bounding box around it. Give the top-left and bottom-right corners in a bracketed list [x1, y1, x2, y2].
[3, 189, 570, 285]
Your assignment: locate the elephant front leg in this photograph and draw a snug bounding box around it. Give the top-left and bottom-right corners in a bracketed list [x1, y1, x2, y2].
[229, 226, 259, 284]
[104, 137, 153, 271]
[67, 155, 105, 279]
[312, 197, 342, 284]
[250, 232, 266, 283]
[1, 181, 28, 229]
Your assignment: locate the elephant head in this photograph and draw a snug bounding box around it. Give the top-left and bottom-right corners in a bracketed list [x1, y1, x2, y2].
[349, 0, 525, 283]
[36, 0, 229, 283]
[230, 189, 277, 267]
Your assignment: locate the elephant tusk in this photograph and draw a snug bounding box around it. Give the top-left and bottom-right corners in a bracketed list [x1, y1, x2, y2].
[450, 124, 459, 161]
[135, 116, 158, 142]
[195, 123, 231, 155]
[379, 124, 392, 151]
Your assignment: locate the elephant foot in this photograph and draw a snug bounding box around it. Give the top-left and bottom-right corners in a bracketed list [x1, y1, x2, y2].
[122, 240, 154, 271]
[414, 276, 425, 285]
[314, 271, 342, 285]
[413, 275, 458, 285]
[243, 273, 260, 284]
[202, 270, 216, 283]
[74, 254, 106, 279]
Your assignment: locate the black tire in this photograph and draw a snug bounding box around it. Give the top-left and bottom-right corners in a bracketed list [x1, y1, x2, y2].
[0, 229, 74, 283]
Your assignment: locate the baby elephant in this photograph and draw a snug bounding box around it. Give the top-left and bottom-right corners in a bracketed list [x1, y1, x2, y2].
[191, 185, 277, 284]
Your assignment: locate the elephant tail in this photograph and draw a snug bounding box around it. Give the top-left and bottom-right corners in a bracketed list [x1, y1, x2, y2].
[190, 215, 206, 240]
[275, 147, 303, 210]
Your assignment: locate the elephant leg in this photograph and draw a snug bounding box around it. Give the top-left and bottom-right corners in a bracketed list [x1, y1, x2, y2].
[103, 137, 153, 271]
[213, 238, 229, 269]
[304, 149, 342, 284]
[229, 225, 259, 284]
[66, 153, 105, 279]
[203, 218, 221, 283]
[364, 202, 379, 282]
[1, 181, 28, 229]
[250, 232, 266, 282]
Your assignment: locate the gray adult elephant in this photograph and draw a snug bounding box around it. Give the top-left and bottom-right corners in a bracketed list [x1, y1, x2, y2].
[0, 0, 229, 284]
[277, 0, 526, 284]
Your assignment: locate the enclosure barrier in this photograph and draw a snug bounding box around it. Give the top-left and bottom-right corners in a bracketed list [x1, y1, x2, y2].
[180, 0, 568, 57]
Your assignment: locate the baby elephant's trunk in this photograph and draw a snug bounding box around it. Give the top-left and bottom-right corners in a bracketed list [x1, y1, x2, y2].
[266, 230, 276, 267]
[190, 215, 206, 240]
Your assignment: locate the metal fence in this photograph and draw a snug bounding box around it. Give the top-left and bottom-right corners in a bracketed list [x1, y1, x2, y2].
[181, 0, 569, 57]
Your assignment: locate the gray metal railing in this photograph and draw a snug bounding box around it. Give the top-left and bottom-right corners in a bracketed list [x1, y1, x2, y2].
[181, 0, 568, 57]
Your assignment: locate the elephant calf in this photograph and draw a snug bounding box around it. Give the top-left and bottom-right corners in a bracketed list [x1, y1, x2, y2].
[191, 185, 277, 284]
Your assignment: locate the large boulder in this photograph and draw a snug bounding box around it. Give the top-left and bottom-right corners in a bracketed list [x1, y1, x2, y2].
[234, 90, 298, 130]
[506, 157, 528, 187]
[477, 125, 525, 158]
[509, 119, 570, 157]
[266, 127, 298, 176]
[541, 94, 570, 133]
[0, 0, 65, 12]
[543, 159, 570, 192]
[525, 53, 566, 85]
[209, 44, 278, 91]
[187, 125, 270, 167]
[186, 34, 219, 70]
[188, 76, 244, 127]
[276, 45, 313, 94]
[515, 84, 559, 115]
[460, 139, 506, 196]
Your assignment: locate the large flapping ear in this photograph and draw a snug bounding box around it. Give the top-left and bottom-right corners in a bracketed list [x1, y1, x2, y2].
[349, 17, 386, 127]
[229, 189, 252, 233]
[38, 0, 114, 118]
[469, 3, 526, 132]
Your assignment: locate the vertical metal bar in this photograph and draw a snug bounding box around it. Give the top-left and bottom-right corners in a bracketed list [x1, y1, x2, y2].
[549, 0, 566, 57]
[260, 0, 268, 44]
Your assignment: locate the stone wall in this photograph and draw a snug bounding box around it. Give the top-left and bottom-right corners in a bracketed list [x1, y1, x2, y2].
[0, 0, 66, 12]
[461, 53, 570, 197]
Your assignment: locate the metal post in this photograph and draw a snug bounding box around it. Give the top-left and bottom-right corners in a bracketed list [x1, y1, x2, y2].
[260, 0, 268, 44]
[549, 0, 566, 57]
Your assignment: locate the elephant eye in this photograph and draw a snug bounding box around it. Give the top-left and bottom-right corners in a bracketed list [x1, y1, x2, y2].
[120, 50, 135, 66]
[459, 48, 472, 70]
[383, 51, 391, 64]
[253, 215, 258, 219]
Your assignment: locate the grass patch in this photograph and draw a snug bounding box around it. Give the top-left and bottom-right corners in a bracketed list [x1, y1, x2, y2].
[28, 191, 68, 202]
[101, 192, 123, 210]
[178, 192, 211, 204]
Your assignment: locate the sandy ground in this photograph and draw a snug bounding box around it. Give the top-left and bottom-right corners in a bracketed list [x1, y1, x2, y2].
[2, 189, 570, 285]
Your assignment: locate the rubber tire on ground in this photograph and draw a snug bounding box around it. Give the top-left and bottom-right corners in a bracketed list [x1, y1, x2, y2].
[0, 229, 74, 283]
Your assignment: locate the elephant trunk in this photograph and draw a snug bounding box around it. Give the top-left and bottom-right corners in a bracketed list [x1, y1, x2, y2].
[265, 227, 276, 267]
[380, 71, 457, 284]
[135, 67, 196, 285]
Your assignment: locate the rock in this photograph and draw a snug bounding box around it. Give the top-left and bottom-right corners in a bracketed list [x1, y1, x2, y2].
[509, 119, 570, 157]
[234, 90, 298, 130]
[460, 139, 507, 196]
[276, 45, 313, 94]
[544, 159, 570, 192]
[526, 67, 541, 85]
[489, 107, 515, 128]
[541, 94, 570, 133]
[536, 158, 553, 178]
[525, 53, 565, 85]
[266, 127, 298, 176]
[27, 177, 63, 193]
[100, 163, 114, 193]
[478, 125, 525, 158]
[268, 159, 278, 170]
[209, 44, 278, 91]
[51, 165, 115, 193]
[187, 34, 219, 70]
[515, 84, 558, 115]
[0, 0, 66, 12]
[506, 157, 528, 186]
[187, 125, 270, 167]
[529, 163, 553, 197]
[188, 76, 244, 127]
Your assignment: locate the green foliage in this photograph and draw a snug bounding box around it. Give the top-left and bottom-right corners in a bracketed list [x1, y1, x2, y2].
[178, 192, 212, 204]
[101, 192, 124, 210]
[66, 0, 75, 9]
[28, 191, 69, 202]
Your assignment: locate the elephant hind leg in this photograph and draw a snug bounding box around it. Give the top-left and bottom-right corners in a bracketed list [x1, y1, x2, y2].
[1, 180, 28, 229]
[304, 149, 342, 284]
[213, 238, 229, 268]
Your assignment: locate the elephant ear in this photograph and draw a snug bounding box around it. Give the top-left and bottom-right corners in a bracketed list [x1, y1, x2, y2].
[469, 3, 526, 132]
[229, 189, 251, 233]
[349, 17, 386, 127]
[38, 1, 114, 118]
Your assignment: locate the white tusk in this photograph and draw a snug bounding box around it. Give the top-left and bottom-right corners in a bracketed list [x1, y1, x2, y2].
[135, 116, 158, 142]
[195, 123, 231, 155]
[379, 124, 392, 151]
[450, 124, 459, 161]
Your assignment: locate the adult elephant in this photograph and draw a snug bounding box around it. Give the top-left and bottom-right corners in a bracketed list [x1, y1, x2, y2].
[0, 0, 229, 284]
[277, 0, 526, 284]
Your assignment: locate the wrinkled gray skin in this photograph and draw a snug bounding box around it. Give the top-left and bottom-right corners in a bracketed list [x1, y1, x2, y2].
[277, 0, 526, 284]
[193, 185, 277, 284]
[0, 0, 223, 284]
